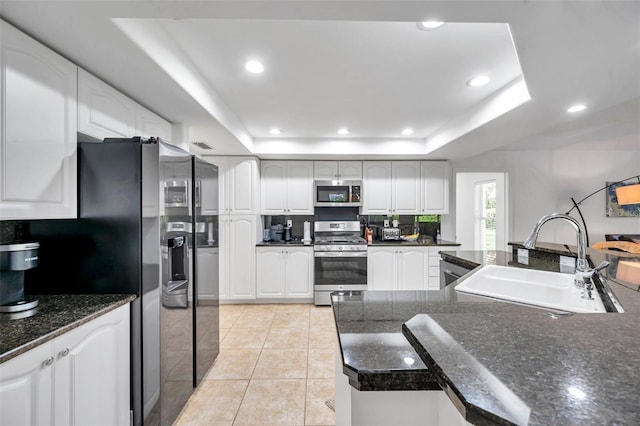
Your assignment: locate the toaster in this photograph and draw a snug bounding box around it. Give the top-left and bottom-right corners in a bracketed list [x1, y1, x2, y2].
[381, 227, 401, 241]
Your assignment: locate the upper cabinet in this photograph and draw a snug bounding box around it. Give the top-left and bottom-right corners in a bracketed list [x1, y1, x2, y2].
[78, 68, 136, 140]
[79, 68, 171, 142]
[362, 161, 449, 216]
[204, 156, 260, 215]
[135, 104, 172, 142]
[313, 161, 362, 180]
[261, 161, 313, 215]
[421, 161, 449, 214]
[0, 21, 78, 219]
[362, 161, 420, 215]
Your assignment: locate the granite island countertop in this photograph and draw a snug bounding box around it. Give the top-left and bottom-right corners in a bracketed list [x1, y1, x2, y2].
[332, 248, 640, 425]
[0, 294, 136, 364]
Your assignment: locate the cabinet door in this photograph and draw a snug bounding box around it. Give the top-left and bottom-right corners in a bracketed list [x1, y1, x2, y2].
[421, 161, 450, 214]
[261, 161, 287, 214]
[229, 158, 259, 214]
[256, 248, 286, 297]
[197, 248, 219, 301]
[362, 162, 392, 214]
[392, 161, 420, 214]
[78, 68, 136, 139]
[218, 217, 230, 299]
[338, 161, 363, 180]
[314, 161, 338, 180]
[367, 247, 397, 290]
[286, 161, 313, 214]
[0, 21, 77, 219]
[135, 104, 172, 142]
[0, 342, 55, 426]
[228, 216, 258, 299]
[54, 304, 130, 426]
[397, 248, 428, 290]
[204, 156, 229, 214]
[285, 248, 313, 297]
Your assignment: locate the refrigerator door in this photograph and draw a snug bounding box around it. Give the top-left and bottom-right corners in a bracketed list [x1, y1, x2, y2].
[158, 142, 194, 425]
[193, 157, 220, 386]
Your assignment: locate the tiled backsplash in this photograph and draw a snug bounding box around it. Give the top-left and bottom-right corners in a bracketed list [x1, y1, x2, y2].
[0, 221, 28, 244]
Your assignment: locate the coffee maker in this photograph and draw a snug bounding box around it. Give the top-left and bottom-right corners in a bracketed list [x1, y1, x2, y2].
[0, 242, 40, 315]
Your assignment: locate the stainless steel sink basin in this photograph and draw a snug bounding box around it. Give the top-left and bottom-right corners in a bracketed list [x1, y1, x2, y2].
[455, 265, 606, 313]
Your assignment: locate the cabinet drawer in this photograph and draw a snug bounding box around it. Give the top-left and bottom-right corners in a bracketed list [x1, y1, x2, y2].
[428, 266, 440, 277]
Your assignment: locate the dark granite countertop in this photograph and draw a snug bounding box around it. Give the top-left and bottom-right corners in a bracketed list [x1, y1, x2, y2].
[370, 238, 459, 247]
[256, 240, 312, 247]
[332, 248, 640, 425]
[0, 294, 135, 364]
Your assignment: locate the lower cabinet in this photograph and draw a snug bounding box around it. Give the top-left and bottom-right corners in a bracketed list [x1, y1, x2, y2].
[219, 215, 261, 301]
[0, 304, 130, 426]
[256, 246, 313, 299]
[368, 247, 428, 291]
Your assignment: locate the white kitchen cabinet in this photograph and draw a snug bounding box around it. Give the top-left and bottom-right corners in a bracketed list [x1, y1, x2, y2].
[256, 246, 313, 298]
[78, 68, 136, 140]
[135, 104, 172, 142]
[421, 161, 450, 214]
[362, 162, 393, 214]
[196, 247, 219, 301]
[0, 21, 77, 220]
[313, 161, 362, 180]
[368, 246, 429, 291]
[219, 215, 260, 300]
[0, 304, 130, 426]
[362, 162, 420, 215]
[204, 156, 260, 215]
[261, 160, 313, 215]
[0, 341, 54, 426]
[392, 161, 421, 214]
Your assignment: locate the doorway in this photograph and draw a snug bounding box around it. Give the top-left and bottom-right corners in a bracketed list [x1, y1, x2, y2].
[455, 172, 508, 251]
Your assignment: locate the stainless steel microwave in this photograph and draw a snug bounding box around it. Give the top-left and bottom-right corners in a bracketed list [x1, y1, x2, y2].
[314, 180, 362, 207]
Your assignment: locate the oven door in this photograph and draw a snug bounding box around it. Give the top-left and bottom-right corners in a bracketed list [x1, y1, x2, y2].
[314, 251, 367, 285]
[314, 251, 367, 305]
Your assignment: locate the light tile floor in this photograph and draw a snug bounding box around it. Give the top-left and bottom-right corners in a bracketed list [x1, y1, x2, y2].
[175, 304, 337, 426]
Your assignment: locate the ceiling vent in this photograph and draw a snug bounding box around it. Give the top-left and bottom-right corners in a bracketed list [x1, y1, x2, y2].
[192, 142, 214, 150]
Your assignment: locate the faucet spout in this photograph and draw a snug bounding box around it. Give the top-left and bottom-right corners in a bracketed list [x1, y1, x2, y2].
[522, 213, 588, 273]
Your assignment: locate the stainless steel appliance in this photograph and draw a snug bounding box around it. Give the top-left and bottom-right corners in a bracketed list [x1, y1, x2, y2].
[440, 259, 473, 288]
[162, 235, 189, 308]
[381, 227, 401, 241]
[0, 242, 40, 317]
[314, 180, 362, 207]
[27, 137, 219, 426]
[313, 221, 368, 305]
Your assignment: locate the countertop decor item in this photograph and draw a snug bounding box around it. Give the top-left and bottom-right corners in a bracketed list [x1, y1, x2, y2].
[566, 174, 640, 246]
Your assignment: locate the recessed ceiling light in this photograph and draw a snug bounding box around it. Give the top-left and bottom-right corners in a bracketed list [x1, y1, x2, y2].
[402, 128, 414, 135]
[245, 60, 264, 74]
[567, 104, 587, 113]
[467, 75, 491, 87]
[417, 21, 445, 30]
[269, 128, 282, 135]
[337, 128, 350, 135]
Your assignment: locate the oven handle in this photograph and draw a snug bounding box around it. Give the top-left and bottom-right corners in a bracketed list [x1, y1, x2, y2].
[314, 251, 368, 258]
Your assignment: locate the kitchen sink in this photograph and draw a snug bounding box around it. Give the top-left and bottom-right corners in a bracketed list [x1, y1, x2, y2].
[455, 265, 606, 313]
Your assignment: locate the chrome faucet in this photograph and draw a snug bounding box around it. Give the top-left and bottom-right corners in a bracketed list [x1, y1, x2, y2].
[523, 213, 593, 293]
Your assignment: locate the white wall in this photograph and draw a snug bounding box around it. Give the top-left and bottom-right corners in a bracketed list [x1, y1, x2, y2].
[441, 148, 640, 247]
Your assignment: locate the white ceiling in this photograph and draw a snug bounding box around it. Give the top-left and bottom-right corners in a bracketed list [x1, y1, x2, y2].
[1, 1, 639, 160]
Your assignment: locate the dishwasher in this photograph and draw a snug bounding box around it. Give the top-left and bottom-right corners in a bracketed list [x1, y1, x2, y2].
[440, 259, 474, 288]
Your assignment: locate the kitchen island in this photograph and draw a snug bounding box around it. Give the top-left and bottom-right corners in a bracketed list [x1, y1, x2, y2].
[332, 249, 640, 425]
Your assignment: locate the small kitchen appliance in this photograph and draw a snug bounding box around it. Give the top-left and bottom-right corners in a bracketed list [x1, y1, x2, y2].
[0, 242, 40, 315]
[313, 221, 368, 305]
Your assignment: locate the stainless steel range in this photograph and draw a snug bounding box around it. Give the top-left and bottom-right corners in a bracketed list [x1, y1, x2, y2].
[314, 221, 368, 305]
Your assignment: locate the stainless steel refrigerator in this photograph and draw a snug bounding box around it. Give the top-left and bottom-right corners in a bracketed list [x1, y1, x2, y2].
[27, 137, 219, 426]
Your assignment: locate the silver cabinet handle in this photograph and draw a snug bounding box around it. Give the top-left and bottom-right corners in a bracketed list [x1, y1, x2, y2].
[43, 357, 54, 366]
[59, 348, 70, 357]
